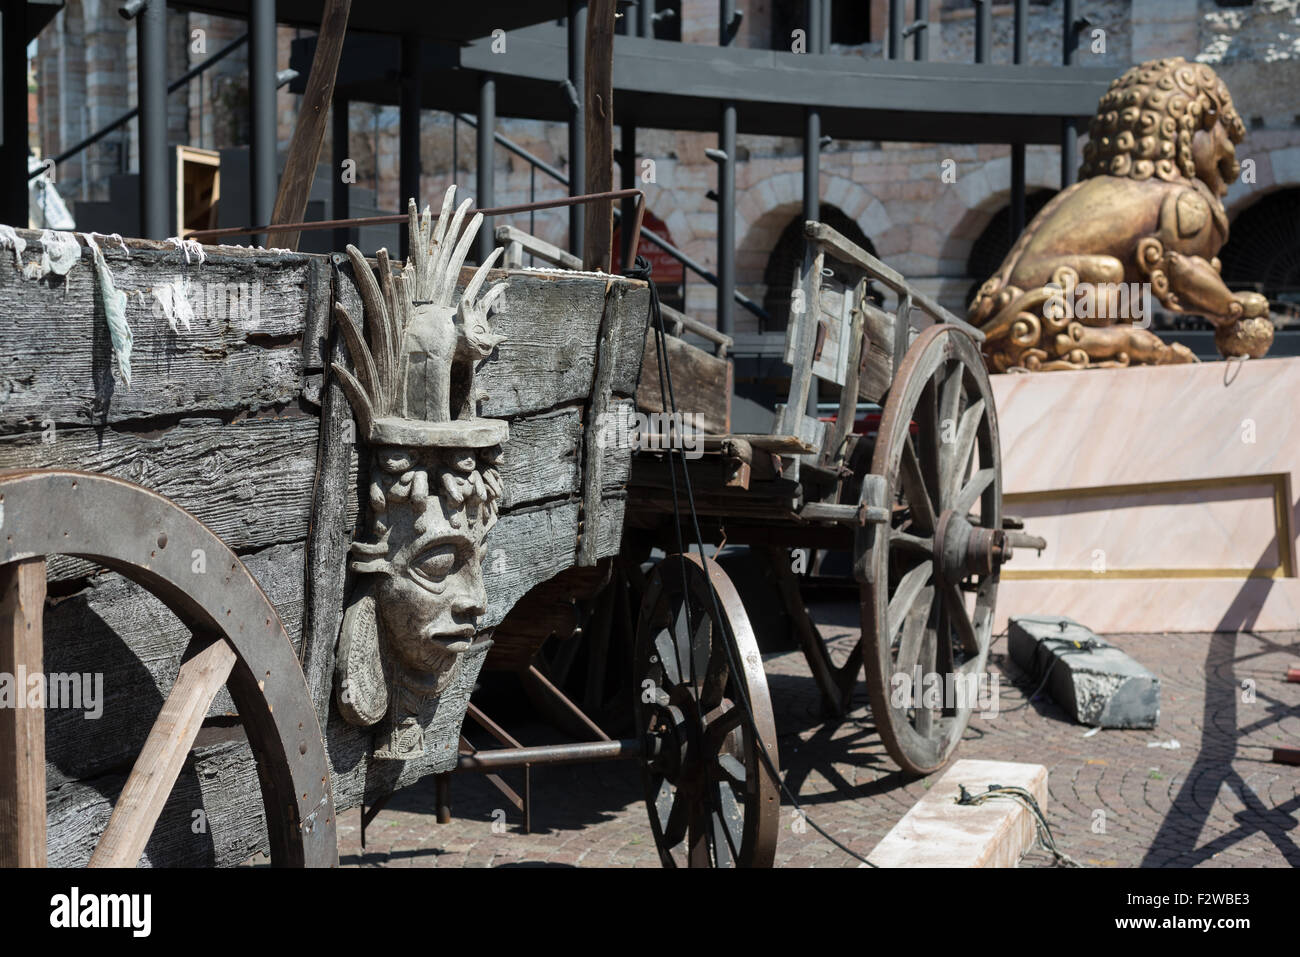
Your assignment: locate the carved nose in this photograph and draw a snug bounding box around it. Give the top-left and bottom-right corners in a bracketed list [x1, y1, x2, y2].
[451, 594, 486, 616]
[451, 564, 487, 617]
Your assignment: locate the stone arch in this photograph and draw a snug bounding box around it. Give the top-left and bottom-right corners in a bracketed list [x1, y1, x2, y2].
[760, 207, 878, 333]
[735, 167, 890, 328]
[960, 189, 1060, 309]
[936, 150, 1059, 274]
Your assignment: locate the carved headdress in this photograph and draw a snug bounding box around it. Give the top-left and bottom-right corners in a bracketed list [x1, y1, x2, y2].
[333, 185, 510, 760]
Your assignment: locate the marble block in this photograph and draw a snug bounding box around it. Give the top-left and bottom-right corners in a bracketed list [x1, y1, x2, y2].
[869, 759, 1048, 868]
[991, 357, 1300, 634]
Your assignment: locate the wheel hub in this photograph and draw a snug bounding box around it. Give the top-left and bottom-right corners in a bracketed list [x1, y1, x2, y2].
[934, 509, 1010, 581]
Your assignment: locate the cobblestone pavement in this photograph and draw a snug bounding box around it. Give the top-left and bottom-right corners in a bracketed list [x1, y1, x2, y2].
[339, 603, 1300, 868]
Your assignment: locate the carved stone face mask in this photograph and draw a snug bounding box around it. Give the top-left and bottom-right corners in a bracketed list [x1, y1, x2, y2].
[332, 185, 508, 760]
[359, 447, 499, 687]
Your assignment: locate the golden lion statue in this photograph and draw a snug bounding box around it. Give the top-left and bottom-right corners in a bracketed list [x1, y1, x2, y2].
[969, 57, 1274, 372]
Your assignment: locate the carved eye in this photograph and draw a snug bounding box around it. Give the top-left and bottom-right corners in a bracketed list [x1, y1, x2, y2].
[409, 545, 457, 587]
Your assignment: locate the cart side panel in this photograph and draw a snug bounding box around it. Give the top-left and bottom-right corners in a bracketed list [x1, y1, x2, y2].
[0, 230, 647, 865]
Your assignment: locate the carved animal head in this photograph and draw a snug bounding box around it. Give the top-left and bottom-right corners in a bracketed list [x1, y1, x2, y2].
[332, 185, 506, 433]
[1080, 57, 1245, 195]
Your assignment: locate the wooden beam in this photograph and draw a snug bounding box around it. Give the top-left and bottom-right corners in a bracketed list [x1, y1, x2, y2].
[582, 0, 617, 271]
[89, 639, 237, 868]
[268, 0, 353, 251]
[0, 559, 47, 867]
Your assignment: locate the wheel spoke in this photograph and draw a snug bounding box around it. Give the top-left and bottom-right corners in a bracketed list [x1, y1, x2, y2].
[918, 370, 943, 498]
[899, 436, 938, 532]
[895, 585, 935, 678]
[915, 621, 937, 738]
[954, 467, 995, 520]
[891, 531, 934, 558]
[936, 597, 955, 680]
[654, 629, 682, 686]
[717, 752, 748, 789]
[887, 560, 933, 641]
[712, 784, 743, 865]
[704, 703, 744, 755]
[944, 398, 984, 506]
[89, 639, 236, 868]
[941, 580, 982, 657]
[0, 558, 47, 868]
[659, 781, 688, 847]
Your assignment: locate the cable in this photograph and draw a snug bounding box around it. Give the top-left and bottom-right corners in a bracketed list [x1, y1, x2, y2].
[626, 256, 876, 867]
[956, 783, 1084, 867]
[1001, 635, 1103, 712]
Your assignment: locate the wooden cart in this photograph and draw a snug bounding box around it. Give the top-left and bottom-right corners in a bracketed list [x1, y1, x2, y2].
[0, 212, 1036, 870]
[484, 219, 1043, 866]
[0, 217, 653, 867]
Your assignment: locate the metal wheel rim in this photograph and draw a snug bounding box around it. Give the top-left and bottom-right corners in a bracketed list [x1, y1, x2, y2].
[633, 554, 779, 867]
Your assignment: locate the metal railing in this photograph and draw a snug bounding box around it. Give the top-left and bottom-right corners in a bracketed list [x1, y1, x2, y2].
[455, 111, 768, 322]
[29, 33, 250, 182]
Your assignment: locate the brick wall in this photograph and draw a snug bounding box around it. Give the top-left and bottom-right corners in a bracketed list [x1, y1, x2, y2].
[28, 1, 1300, 325]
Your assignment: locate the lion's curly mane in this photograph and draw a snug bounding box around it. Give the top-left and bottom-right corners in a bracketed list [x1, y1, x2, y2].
[1080, 57, 1245, 184]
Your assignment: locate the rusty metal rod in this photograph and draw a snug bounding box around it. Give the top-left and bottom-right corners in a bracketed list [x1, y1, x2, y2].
[455, 738, 641, 771]
[186, 188, 645, 243]
[526, 665, 612, 742]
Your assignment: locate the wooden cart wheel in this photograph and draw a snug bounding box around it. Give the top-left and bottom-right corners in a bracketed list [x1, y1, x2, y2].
[859, 325, 1004, 776]
[633, 554, 779, 867]
[0, 470, 336, 867]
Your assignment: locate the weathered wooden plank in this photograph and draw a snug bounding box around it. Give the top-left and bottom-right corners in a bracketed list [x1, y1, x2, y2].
[636, 327, 731, 436]
[610, 282, 651, 398]
[0, 558, 47, 867]
[0, 417, 321, 571]
[661, 303, 732, 356]
[301, 254, 360, 733]
[0, 231, 317, 428]
[47, 737, 271, 868]
[497, 407, 581, 510]
[778, 244, 824, 436]
[301, 255, 336, 372]
[579, 281, 620, 566]
[494, 225, 582, 270]
[42, 541, 305, 786]
[582, 0, 617, 272]
[89, 640, 237, 868]
[859, 301, 897, 403]
[266, 0, 353, 252]
[830, 281, 867, 469]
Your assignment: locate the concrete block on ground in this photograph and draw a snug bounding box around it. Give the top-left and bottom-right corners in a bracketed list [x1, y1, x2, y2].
[1008, 615, 1160, 729]
[869, 759, 1048, 868]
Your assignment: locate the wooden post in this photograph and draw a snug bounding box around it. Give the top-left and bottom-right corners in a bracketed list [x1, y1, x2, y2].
[268, 0, 353, 251]
[0, 559, 47, 867]
[582, 0, 617, 271]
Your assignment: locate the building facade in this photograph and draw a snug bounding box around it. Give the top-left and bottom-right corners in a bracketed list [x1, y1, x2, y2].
[30, 1, 1300, 332]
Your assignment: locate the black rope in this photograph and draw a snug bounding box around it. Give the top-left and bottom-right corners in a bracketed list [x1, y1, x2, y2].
[625, 256, 875, 867]
[956, 783, 1083, 867]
